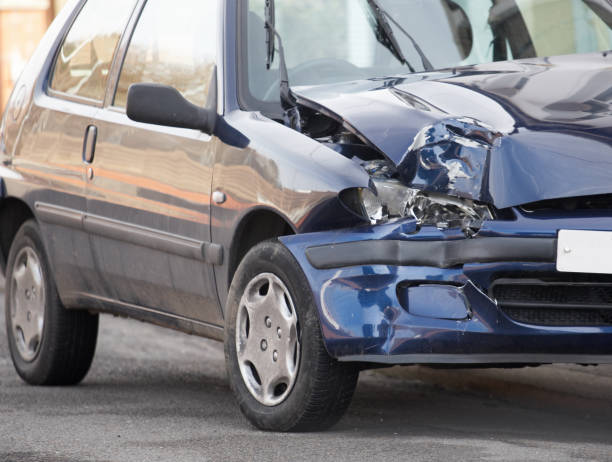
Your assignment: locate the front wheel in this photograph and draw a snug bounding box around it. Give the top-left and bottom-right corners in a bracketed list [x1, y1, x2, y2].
[225, 240, 358, 432]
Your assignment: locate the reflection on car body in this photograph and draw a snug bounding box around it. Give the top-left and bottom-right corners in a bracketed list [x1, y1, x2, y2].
[1, 0, 612, 431]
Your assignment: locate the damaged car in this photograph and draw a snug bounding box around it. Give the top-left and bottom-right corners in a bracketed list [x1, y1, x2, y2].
[2, 0, 612, 431]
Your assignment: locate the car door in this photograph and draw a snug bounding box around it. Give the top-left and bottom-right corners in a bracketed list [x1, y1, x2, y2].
[23, 0, 137, 302]
[84, 0, 223, 325]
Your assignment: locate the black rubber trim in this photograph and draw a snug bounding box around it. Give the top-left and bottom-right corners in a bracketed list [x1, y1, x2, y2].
[338, 353, 612, 365]
[35, 202, 223, 265]
[65, 292, 224, 341]
[305, 237, 557, 270]
[36, 202, 83, 229]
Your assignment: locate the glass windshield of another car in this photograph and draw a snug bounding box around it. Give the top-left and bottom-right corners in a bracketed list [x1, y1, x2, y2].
[244, 0, 612, 104]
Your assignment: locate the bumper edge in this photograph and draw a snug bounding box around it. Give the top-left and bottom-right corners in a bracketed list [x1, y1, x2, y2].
[338, 353, 612, 365]
[306, 237, 557, 270]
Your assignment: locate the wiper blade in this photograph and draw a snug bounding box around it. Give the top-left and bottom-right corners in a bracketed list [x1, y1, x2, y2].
[582, 0, 612, 29]
[366, 0, 434, 72]
[264, 0, 301, 130]
[264, 0, 276, 69]
[382, 8, 434, 71]
[365, 0, 413, 71]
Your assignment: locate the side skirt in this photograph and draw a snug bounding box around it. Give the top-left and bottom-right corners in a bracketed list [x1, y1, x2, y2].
[62, 292, 224, 341]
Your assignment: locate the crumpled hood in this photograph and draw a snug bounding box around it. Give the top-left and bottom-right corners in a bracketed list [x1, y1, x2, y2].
[295, 52, 612, 209]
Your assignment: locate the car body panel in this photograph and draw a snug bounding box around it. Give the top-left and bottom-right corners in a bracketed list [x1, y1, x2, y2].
[14, 95, 97, 298]
[280, 211, 612, 363]
[295, 53, 612, 208]
[210, 109, 371, 307]
[85, 107, 222, 324]
[0, 0, 98, 297]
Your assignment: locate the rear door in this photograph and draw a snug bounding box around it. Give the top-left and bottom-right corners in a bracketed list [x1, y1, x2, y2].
[84, 0, 223, 325]
[22, 0, 137, 302]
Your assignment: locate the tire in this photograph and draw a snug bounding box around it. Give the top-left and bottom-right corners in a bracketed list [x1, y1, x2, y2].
[4, 219, 99, 385]
[225, 240, 358, 432]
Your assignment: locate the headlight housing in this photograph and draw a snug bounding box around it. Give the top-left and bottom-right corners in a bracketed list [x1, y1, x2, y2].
[339, 187, 385, 223]
[340, 178, 493, 236]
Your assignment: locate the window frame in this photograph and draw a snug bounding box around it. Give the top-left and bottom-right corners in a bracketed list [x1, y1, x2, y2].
[108, 0, 222, 112]
[235, 0, 283, 119]
[103, 0, 147, 112]
[46, 0, 141, 108]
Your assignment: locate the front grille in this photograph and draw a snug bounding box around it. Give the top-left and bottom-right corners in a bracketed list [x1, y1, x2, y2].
[491, 277, 612, 326]
[503, 307, 612, 326]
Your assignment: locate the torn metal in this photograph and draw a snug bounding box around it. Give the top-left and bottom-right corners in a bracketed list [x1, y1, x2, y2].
[291, 91, 504, 211]
[291, 60, 612, 210]
[397, 117, 503, 202]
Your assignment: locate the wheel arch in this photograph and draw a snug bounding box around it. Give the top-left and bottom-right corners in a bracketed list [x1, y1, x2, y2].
[0, 198, 36, 275]
[227, 207, 296, 288]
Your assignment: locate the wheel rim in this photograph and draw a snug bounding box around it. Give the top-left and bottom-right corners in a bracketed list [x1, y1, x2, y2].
[10, 246, 46, 362]
[236, 273, 301, 406]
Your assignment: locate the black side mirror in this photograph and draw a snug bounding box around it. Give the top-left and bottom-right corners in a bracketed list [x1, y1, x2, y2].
[126, 83, 216, 135]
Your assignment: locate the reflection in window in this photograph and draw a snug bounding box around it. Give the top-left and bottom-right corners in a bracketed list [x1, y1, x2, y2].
[517, 0, 612, 56]
[245, 0, 612, 104]
[50, 0, 136, 102]
[114, 0, 218, 108]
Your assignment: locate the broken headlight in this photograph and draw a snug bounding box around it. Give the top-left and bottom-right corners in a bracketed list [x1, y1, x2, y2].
[340, 178, 493, 236]
[339, 187, 385, 223]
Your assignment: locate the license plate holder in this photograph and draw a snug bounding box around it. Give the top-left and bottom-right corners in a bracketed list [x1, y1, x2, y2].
[557, 230, 612, 274]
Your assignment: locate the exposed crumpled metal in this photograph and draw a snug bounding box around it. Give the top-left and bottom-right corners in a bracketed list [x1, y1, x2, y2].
[398, 117, 503, 202]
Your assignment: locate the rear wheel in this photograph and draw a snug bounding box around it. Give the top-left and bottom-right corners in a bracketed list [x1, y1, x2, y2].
[5, 219, 99, 385]
[225, 240, 358, 432]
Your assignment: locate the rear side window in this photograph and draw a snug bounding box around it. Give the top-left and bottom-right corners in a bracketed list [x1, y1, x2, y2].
[50, 0, 137, 102]
[114, 0, 219, 108]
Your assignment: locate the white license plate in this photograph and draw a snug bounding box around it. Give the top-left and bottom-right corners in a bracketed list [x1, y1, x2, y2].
[557, 230, 612, 274]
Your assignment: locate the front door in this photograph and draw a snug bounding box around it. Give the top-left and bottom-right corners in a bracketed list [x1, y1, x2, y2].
[84, 0, 222, 325]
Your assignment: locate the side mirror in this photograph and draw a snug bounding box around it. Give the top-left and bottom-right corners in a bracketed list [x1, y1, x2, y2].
[126, 83, 216, 135]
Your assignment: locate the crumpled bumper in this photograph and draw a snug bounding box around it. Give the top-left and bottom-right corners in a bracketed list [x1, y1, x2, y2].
[280, 211, 612, 365]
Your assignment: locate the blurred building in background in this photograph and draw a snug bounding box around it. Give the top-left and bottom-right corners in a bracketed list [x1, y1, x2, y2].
[0, 0, 67, 111]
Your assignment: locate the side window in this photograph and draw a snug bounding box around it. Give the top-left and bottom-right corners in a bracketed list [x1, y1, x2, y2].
[50, 0, 137, 102]
[114, 0, 219, 108]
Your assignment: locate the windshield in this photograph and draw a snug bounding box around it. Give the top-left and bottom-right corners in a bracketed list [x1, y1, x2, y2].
[242, 0, 612, 106]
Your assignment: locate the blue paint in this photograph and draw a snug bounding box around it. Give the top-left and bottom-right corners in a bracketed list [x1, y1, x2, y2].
[398, 284, 471, 321]
[295, 52, 612, 209]
[281, 212, 612, 362]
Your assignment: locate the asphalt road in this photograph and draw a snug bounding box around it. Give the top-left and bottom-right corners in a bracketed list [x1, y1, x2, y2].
[1, 290, 612, 462]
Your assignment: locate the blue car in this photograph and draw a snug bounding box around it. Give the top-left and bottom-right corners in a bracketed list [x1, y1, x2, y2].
[1, 0, 612, 431]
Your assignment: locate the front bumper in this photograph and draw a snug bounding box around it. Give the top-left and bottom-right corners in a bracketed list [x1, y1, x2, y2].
[280, 210, 612, 365]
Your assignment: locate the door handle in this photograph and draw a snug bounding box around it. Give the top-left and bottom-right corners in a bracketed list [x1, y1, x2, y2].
[82, 125, 97, 164]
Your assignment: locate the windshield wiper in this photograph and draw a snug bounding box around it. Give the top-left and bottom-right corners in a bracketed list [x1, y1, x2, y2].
[366, 0, 434, 72]
[582, 0, 612, 29]
[265, 0, 301, 130]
